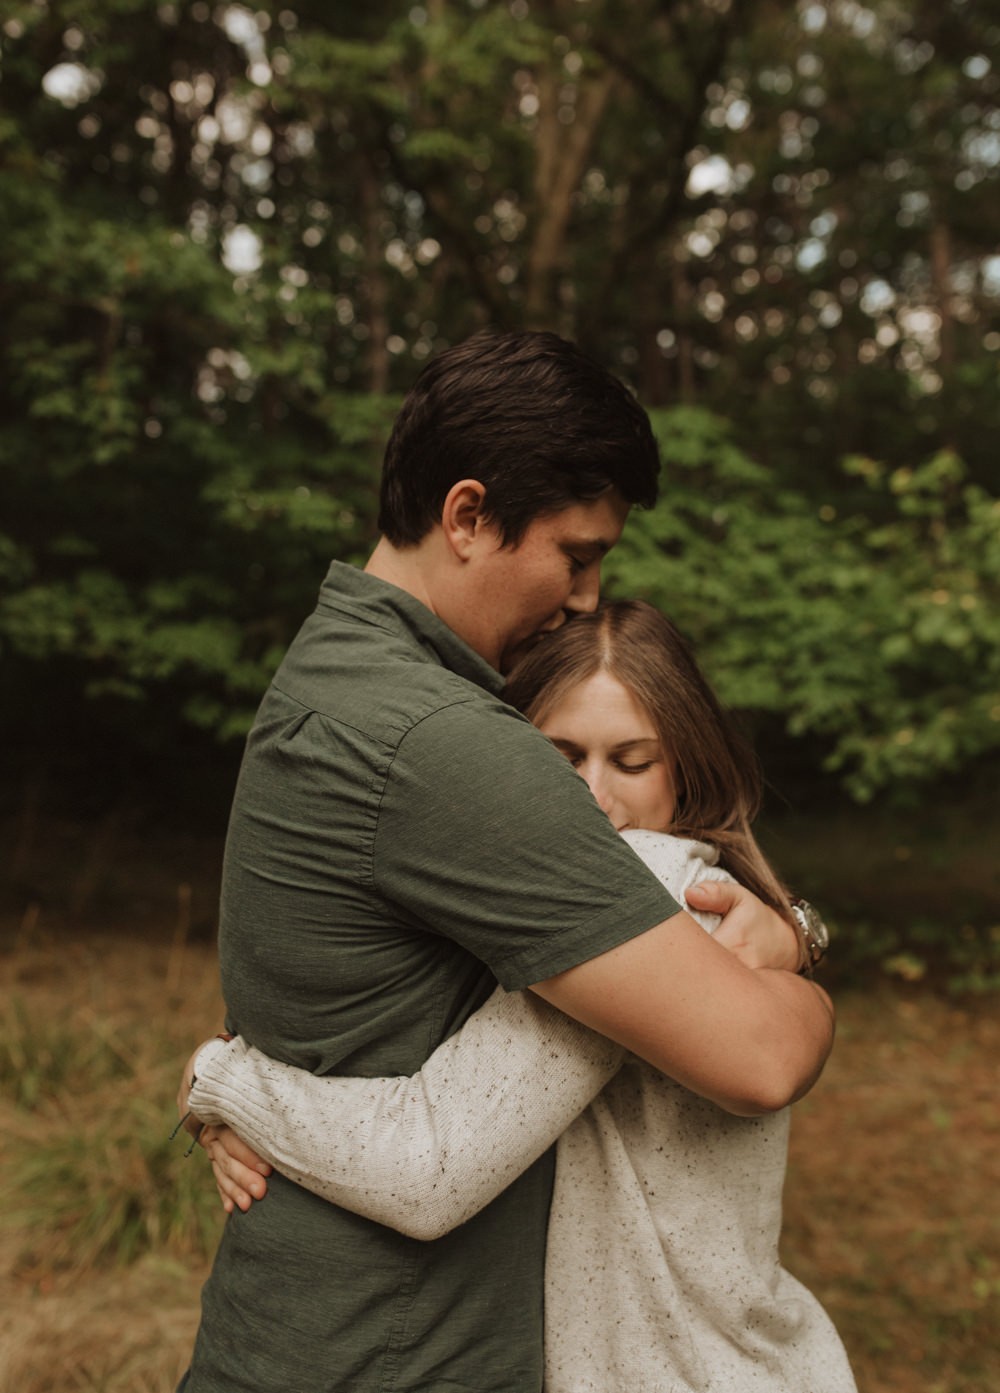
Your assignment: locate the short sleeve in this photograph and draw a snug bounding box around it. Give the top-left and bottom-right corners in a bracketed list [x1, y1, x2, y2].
[372, 700, 680, 989]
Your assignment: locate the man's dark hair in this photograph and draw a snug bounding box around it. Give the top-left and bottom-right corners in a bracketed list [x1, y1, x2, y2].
[377, 329, 661, 546]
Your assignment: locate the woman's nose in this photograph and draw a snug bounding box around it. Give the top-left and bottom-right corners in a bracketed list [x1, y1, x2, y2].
[583, 765, 617, 819]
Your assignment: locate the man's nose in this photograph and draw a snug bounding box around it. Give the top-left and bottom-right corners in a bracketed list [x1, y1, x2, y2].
[564, 563, 601, 616]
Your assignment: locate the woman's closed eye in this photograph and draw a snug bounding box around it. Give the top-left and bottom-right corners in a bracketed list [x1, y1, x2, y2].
[560, 752, 658, 775]
[537, 674, 678, 832]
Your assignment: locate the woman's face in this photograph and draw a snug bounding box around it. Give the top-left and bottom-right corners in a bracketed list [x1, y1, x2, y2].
[536, 670, 677, 833]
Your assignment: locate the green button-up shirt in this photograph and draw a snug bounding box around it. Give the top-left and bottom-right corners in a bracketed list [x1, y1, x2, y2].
[185, 562, 678, 1393]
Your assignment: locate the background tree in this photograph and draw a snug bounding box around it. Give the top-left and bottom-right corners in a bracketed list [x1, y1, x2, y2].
[1, 0, 998, 829]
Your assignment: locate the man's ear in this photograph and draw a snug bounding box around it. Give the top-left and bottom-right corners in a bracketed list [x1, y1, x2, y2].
[440, 479, 492, 560]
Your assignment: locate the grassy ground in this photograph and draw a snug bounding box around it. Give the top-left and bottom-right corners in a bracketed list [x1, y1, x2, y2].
[0, 917, 225, 1393]
[781, 989, 1000, 1392]
[1, 796, 998, 1392]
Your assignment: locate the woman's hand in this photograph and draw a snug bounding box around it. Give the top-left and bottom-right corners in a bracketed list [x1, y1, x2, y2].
[177, 1038, 273, 1212]
[686, 880, 801, 972]
[201, 1124, 273, 1213]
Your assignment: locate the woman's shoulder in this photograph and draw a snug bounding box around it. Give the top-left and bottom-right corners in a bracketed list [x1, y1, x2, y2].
[619, 828, 720, 873]
[619, 830, 732, 933]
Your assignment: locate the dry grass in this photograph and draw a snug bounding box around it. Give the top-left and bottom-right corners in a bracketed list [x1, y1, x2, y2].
[1, 906, 998, 1392]
[0, 914, 224, 1393]
[0, 1243, 207, 1393]
[784, 988, 1000, 1393]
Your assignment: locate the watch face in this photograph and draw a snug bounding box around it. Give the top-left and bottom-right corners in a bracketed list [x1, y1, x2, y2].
[798, 900, 829, 953]
[792, 898, 830, 964]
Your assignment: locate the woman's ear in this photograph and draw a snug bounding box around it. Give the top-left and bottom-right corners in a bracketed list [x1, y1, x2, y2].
[440, 479, 491, 560]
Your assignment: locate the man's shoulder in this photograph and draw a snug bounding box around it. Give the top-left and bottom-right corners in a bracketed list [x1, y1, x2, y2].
[267, 567, 513, 751]
[269, 641, 516, 755]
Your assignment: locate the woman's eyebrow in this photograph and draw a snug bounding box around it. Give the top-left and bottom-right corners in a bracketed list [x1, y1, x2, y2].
[549, 736, 660, 753]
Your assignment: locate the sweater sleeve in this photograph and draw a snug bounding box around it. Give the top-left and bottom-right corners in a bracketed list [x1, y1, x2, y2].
[188, 987, 623, 1239]
[188, 835, 731, 1239]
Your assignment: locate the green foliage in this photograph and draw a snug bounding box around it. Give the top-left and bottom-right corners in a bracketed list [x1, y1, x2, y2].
[0, 374, 391, 742]
[1, 0, 999, 809]
[832, 917, 1000, 997]
[0, 89, 396, 747]
[606, 410, 1000, 800]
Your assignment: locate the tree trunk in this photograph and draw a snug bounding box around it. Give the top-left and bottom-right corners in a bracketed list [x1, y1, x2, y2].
[360, 160, 390, 394]
[671, 257, 696, 403]
[929, 219, 954, 376]
[524, 67, 616, 329]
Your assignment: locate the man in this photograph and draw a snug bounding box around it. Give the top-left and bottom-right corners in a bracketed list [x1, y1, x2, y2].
[179, 330, 832, 1392]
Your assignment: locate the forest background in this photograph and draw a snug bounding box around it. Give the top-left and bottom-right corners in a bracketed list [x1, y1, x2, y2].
[1, 1, 999, 1390]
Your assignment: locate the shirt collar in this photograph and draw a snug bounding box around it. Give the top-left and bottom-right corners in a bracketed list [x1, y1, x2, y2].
[318, 561, 506, 698]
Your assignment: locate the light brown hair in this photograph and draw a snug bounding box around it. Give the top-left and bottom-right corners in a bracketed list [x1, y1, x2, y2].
[504, 600, 792, 917]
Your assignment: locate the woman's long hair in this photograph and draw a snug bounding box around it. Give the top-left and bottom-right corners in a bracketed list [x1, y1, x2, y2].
[504, 599, 793, 918]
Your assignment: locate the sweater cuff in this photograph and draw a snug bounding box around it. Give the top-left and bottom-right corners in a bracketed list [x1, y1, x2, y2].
[188, 1035, 246, 1119]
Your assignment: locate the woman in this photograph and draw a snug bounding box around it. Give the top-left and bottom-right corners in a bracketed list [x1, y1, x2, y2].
[185, 601, 855, 1392]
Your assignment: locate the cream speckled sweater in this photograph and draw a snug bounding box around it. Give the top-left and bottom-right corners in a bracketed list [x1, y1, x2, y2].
[190, 830, 856, 1393]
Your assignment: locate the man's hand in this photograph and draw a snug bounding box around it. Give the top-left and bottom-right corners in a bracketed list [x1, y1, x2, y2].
[177, 1038, 273, 1212]
[686, 880, 801, 972]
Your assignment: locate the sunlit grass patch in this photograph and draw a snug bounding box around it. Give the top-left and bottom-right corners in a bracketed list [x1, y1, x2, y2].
[4, 1089, 224, 1271]
[1, 933, 226, 1275]
[0, 1249, 207, 1393]
[0, 996, 132, 1109]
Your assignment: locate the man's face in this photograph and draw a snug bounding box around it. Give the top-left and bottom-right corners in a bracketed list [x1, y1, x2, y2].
[462, 490, 630, 674]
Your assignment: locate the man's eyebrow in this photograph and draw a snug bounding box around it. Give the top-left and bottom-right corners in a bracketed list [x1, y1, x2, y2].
[562, 538, 613, 559]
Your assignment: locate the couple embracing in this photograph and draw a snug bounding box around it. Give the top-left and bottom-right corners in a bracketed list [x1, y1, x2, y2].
[177, 330, 855, 1392]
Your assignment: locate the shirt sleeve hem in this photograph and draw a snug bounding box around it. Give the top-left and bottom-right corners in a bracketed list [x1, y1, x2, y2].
[494, 887, 684, 992]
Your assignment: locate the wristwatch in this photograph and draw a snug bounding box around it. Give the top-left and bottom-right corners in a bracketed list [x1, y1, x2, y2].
[789, 898, 829, 975]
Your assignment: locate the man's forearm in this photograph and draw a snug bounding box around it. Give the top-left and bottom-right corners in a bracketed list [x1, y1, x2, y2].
[530, 909, 835, 1117]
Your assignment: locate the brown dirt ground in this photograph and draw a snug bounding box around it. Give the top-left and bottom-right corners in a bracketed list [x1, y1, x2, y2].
[782, 986, 1000, 1393]
[1, 921, 998, 1393]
